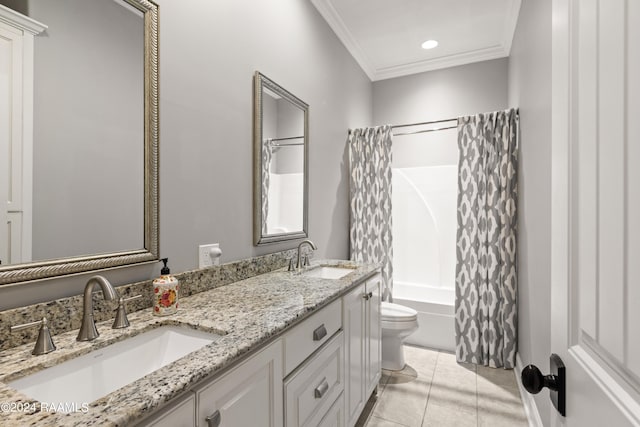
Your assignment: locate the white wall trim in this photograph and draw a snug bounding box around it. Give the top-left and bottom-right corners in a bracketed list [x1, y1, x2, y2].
[0, 5, 47, 35]
[309, 0, 376, 81]
[515, 353, 544, 427]
[501, 0, 522, 55]
[373, 45, 509, 81]
[310, 0, 521, 82]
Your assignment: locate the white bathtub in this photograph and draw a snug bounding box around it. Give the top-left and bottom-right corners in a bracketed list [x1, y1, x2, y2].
[392, 281, 455, 352]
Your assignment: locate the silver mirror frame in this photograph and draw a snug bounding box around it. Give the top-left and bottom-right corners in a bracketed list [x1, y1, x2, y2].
[0, 0, 159, 285]
[253, 71, 309, 245]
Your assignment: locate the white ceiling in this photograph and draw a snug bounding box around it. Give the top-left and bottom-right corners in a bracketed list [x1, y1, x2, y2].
[311, 0, 521, 81]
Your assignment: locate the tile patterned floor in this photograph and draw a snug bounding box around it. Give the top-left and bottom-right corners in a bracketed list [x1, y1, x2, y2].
[356, 345, 529, 427]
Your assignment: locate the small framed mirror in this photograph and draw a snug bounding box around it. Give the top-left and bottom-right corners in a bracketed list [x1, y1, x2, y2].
[253, 72, 308, 245]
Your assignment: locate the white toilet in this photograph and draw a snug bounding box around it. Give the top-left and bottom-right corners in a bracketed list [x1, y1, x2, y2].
[381, 302, 419, 371]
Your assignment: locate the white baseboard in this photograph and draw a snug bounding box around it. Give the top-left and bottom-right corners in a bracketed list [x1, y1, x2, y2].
[515, 353, 544, 427]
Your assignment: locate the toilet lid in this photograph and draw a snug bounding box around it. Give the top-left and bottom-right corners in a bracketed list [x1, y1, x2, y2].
[381, 302, 418, 322]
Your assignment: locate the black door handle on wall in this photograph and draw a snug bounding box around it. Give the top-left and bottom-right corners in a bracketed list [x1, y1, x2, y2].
[521, 353, 566, 416]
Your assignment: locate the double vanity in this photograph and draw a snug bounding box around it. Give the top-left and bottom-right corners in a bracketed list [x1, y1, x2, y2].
[0, 260, 381, 426]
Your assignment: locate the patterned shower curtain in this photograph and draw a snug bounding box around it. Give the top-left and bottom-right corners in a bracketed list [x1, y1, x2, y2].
[348, 126, 394, 301]
[261, 140, 273, 235]
[455, 108, 519, 368]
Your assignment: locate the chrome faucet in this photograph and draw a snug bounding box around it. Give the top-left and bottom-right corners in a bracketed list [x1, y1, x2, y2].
[296, 239, 317, 271]
[77, 275, 118, 341]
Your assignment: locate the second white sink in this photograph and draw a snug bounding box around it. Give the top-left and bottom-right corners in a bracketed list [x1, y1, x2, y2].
[303, 265, 356, 280]
[9, 325, 221, 411]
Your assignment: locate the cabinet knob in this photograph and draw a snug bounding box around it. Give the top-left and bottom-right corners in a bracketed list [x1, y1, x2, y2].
[205, 409, 221, 427]
[362, 292, 373, 300]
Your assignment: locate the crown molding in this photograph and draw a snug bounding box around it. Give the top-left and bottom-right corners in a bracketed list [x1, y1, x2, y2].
[0, 4, 47, 35]
[310, 0, 376, 81]
[373, 45, 509, 81]
[311, 0, 522, 82]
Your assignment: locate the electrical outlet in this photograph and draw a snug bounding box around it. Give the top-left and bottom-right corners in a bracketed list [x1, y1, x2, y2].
[198, 243, 221, 268]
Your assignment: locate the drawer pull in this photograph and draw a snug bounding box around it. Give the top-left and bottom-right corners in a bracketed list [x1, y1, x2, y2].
[314, 378, 330, 398]
[313, 324, 327, 341]
[205, 410, 221, 427]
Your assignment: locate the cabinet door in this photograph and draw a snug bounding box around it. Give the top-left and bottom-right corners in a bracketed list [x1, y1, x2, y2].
[317, 393, 344, 427]
[196, 339, 283, 427]
[342, 283, 365, 427]
[138, 393, 196, 427]
[365, 275, 381, 396]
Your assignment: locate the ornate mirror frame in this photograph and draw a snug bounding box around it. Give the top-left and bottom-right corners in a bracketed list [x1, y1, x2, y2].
[253, 71, 309, 245]
[0, 0, 159, 285]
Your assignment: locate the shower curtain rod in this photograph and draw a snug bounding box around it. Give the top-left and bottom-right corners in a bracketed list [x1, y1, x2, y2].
[391, 117, 458, 129]
[393, 125, 457, 137]
[268, 136, 304, 142]
[266, 136, 304, 146]
[347, 117, 458, 136]
[390, 117, 458, 137]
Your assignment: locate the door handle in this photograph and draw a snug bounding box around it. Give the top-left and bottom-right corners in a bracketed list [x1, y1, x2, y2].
[521, 353, 565, 416]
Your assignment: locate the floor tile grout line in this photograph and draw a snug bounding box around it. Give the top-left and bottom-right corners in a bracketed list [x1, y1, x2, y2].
[374, 414, 412, 427]
[419, 349, 441, 426]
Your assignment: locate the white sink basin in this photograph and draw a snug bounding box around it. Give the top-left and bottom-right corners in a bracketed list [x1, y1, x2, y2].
[303, 265, 356, 280]
[9, 325, 220, 411]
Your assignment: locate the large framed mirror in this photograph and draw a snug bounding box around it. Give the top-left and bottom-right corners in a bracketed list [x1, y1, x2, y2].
[0, 0, 159, 285]
[253, 72, 308, 245]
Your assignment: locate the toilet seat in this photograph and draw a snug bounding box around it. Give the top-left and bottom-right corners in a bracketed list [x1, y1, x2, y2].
[381, 302, 418, 322]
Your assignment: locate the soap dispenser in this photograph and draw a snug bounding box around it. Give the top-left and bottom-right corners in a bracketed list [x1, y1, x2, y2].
[152, 258, 179, 316]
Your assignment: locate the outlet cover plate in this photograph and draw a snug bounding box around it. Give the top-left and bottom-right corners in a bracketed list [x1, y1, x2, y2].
[198, 243, 220, 268]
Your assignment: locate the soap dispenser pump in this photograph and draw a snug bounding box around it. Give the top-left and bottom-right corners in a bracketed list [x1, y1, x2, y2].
[152, 258, 179, 316]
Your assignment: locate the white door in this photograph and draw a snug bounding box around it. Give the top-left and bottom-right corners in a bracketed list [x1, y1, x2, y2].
[0, 23, 16, 266]
[550, 0, 640, 425]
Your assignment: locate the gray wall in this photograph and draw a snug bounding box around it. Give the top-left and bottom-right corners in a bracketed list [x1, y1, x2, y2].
[507, 0, 552, 423]
[373, 58, 509, 126]
[0, 0, 372, 310]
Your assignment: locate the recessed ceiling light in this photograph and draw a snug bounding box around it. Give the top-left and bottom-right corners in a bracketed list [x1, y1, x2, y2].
[421, 40, 438, 50]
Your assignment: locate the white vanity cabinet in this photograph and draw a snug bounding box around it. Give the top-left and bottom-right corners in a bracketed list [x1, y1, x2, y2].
[364, 274, 381, 397]
[343, 273, 381, 427]
[141, 393, 196, 427]
[136, 271, 381, 427]
[194, 339, 283, 427]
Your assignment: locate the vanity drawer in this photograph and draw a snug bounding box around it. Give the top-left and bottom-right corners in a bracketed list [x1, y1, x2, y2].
[317, 393, 344, 427]
[284, 299, 342, 375]
[284, 331, 344, 427]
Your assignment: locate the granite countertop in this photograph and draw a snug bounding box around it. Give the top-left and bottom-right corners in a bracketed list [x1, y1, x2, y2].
[0, 260, 379, 426]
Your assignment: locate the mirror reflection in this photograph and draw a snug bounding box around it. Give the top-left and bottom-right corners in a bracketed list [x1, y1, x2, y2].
[0, 0, 158, 284]
[254, 72, 308, 245]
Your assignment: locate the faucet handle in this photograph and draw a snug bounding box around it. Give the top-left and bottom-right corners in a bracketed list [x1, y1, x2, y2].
[112, 294, 142, 329]
[303, 255, 311, 267]
[288, 258, 296, 272]
[11, 317, 56, 355]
